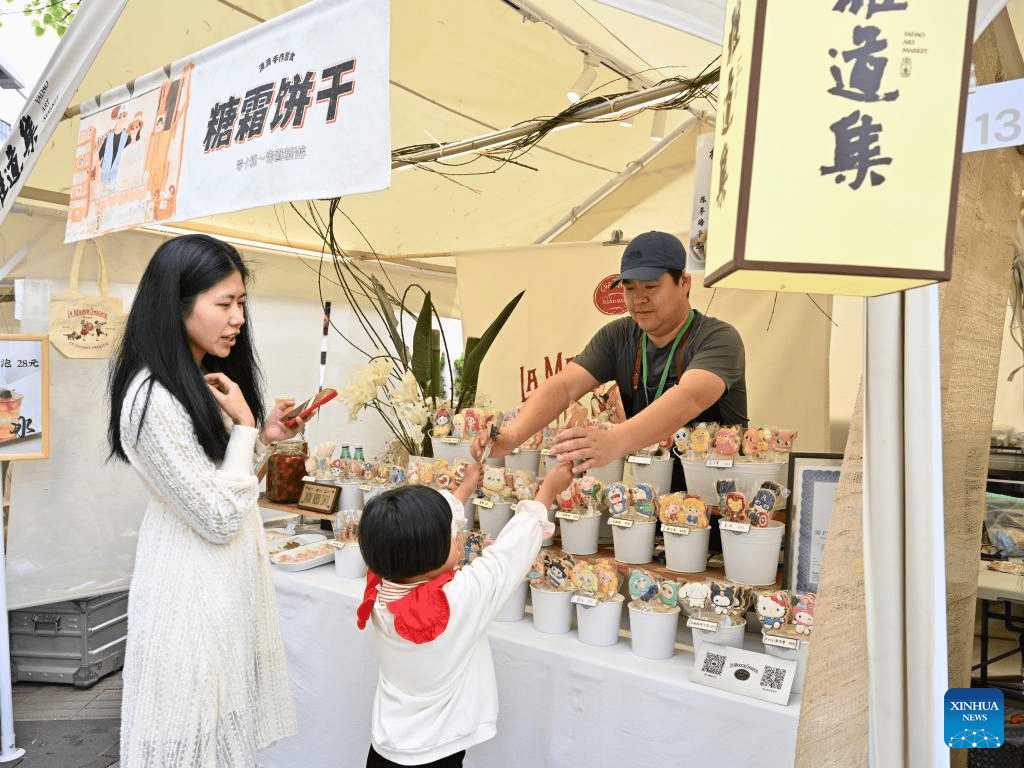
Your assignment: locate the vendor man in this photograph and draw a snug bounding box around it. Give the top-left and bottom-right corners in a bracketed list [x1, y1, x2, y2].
[473, 231, 747, 490]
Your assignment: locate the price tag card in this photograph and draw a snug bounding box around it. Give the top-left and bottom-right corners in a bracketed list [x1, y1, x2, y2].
[705, 458, 734, 469]
[627, 454, 653, 465]
[762, 633, 802, 651]
[358, 484, 373, 492]
[441, 437, 460, 445]
[687, 617, 720, 632]
[555, 511, 581, 521]
[719, 520, 751, 534]
[571, 593, 599, 607]
[609, 517, 634, 529]
[540, 448, 552, 456]
[473, 498, 495, 509]
[691, 643, 797, 706]
[662, 524, 690, 536]
[511, 448, 520, 454]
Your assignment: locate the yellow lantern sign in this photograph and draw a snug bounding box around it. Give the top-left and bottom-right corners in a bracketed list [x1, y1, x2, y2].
[705, 0, 976, 296]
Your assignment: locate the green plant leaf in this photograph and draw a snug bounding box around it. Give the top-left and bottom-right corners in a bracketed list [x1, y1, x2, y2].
[370, 276, 409, 368]
[456, 290, 524, 411]
[410, 292, 433, 394]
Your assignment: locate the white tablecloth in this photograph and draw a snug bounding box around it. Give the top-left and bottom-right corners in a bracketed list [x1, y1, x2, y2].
[257, 564, 801, 768]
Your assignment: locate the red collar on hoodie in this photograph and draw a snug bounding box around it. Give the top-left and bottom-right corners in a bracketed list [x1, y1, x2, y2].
[357, 569, 457, 644]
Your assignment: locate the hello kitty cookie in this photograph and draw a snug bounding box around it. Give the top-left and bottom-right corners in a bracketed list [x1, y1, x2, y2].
[755, 590, 791, 631]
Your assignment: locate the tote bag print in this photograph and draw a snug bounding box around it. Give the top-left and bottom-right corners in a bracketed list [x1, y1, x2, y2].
[49, 240, 125, 358]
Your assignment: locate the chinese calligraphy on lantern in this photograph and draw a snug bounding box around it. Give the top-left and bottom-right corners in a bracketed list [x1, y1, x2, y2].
[820, 0, 909, 190]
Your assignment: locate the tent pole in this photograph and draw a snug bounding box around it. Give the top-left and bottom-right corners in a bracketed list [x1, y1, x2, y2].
[863, 293, 907, 767]
[391, 80, 709, 168]
[0, 461, 21, 762]
[903, 283, 948, 764]
[533, 114, 698, 243]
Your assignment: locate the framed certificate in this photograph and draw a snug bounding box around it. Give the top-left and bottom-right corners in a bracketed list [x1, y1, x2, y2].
[297, 481, 340, 514]
[783, 452, 843, 595]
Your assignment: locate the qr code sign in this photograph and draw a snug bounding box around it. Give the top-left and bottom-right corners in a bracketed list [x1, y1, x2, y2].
[701, 652, 726, 677]
[761, 665, 788, 690]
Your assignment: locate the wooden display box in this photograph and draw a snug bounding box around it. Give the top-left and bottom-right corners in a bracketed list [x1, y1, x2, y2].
[9, 591, 128, 688]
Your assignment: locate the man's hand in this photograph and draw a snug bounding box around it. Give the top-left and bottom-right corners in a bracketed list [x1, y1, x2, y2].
[549, 425, 622, 475]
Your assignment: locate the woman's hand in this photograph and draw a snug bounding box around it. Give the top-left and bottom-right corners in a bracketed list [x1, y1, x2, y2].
[204, 373, 255, 428]
[261, 397, 304, 444]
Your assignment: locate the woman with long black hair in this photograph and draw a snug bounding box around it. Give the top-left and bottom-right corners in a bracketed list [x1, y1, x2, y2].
[108, 234, 299, 767]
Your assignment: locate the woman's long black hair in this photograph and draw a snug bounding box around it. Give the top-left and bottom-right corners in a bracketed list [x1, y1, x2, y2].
[107, 234, 265, 463]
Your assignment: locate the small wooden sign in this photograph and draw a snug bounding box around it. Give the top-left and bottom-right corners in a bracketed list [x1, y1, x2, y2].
[763, 633, 802, 651]
[705, 458, 734, 469]
[297, 481, 341, 513]
[687, 617, 720, 632]
[720, 520, 752, 534]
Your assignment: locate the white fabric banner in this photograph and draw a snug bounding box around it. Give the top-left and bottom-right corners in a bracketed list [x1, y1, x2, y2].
[687, 131, 714, 273]
[455, 240, 832, 451]
[0, 0, 128, 229]
[65, 0, 390, 242]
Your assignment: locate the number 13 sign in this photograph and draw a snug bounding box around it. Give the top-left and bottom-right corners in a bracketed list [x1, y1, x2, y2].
[963, 78, 1024, 153]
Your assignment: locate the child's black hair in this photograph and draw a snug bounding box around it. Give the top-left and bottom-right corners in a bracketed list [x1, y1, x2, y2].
[359, 485, 453, 582]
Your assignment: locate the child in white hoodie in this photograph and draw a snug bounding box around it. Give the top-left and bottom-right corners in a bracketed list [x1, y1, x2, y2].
[357, 461, 573, 768]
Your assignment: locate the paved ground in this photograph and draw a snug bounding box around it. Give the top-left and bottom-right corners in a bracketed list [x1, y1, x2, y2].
[9, 670, 121, 768]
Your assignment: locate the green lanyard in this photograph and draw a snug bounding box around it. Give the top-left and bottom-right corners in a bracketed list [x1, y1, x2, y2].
[641, 309, 694, 401]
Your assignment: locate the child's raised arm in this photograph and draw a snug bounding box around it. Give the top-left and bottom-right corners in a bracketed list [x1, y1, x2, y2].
[455, 461, 484, 505]
[534, 461, 575, 508]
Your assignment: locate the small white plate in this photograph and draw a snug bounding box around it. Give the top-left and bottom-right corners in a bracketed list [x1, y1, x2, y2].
[267, 533, 326, 555]
[270, 540, 338, 570]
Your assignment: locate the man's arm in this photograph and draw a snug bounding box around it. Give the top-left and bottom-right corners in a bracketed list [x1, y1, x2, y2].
[550, 367, 725, 473]
[472, 361, 600, 460]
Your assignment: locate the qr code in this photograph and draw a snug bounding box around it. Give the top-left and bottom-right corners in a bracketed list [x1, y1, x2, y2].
[701, 652, 726, 677]
[761, 665, 788, 690]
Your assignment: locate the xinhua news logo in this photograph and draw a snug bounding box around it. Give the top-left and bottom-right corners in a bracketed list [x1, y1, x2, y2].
[945, 688, 1004, 749]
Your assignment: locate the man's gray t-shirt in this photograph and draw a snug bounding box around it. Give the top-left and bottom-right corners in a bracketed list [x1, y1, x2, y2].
[572, 310, 747, 427]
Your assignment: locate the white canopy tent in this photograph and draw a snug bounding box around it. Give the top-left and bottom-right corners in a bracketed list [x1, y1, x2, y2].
[0, 1, 1018, 766]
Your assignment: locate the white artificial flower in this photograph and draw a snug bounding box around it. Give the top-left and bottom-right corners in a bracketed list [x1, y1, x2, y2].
[368, 358, 394, 387]
[400, 402, 430, 427]
[340, 364, 380, 421]
[392, 369, 421, 404]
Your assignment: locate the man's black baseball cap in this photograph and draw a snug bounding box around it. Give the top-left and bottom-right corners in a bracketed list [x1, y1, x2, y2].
[611, 231, 687, 287]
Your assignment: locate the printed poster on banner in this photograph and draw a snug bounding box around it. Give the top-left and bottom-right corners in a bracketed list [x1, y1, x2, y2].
[65, 0, 390, 242]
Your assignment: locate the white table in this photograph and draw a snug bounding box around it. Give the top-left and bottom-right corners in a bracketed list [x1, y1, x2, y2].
[257, 564, 801, 768]
[975, 560, 1024, 688]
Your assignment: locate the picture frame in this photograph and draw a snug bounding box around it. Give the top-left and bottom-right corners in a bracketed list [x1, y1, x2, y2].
[0, 335, 49, 461]
[297, 481, 340, 514]
[783, 452, 843, 595]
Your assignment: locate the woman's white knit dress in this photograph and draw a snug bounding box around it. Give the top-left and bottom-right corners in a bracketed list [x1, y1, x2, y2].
[118, 373, 297, 768]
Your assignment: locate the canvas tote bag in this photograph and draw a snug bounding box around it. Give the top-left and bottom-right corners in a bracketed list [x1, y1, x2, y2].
[49, 239, 126, 359]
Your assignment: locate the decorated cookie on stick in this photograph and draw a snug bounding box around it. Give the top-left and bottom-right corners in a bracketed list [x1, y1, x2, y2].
[754, 590, 791, 631]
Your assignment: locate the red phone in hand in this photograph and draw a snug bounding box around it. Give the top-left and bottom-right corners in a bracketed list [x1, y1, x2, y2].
[283, 388, 337, 427]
